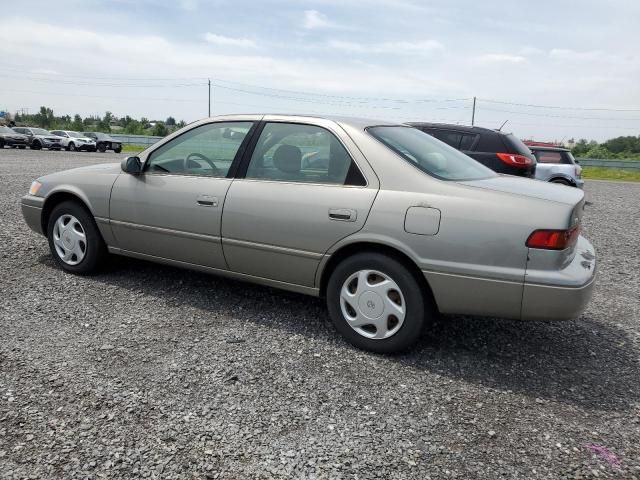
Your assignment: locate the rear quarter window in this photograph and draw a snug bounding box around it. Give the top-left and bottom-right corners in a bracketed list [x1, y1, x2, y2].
[503, 134, 534, 156]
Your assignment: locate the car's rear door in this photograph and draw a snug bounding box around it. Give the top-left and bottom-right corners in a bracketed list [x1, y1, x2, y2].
[221, 117, 379, 287]
[109, 119, 258, 269]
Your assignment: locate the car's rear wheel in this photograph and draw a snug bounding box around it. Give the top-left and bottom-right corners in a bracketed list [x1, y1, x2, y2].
[31, 141, 42, 150]
[47, 201, 107, 274]
[113, 146, 122, 153]
[550, 178, 572, 186]
[68, 142, 76, 152]
[97, 143, 106, 152]
[0, 139, 5, 148]
[326, 253, 430, 353]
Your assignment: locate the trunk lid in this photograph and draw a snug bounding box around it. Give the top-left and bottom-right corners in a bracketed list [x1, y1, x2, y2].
[460, 175, 584, 206]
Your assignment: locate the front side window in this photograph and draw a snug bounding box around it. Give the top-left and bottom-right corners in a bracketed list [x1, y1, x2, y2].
[368, 126, 496, 181]
[146, 122, 253, 177]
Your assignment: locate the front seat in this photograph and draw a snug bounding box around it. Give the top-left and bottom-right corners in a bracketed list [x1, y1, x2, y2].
[272, 144, 302, 181]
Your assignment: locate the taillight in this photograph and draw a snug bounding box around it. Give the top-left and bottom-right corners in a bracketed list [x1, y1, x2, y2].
[496, 152, 534, 169]
[526, 226, 580, 250]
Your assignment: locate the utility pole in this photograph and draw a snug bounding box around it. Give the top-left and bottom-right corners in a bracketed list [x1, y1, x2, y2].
[471, 96, 476, 126]
[208, 79, 211, 117]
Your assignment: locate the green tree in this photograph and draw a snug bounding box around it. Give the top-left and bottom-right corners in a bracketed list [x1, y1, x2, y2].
[71, 114, 84, 131]
[165, 116, 176, 126]
[152, 122, 168, 136]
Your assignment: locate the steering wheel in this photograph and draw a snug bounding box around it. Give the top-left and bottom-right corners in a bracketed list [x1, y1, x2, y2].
[184, 152, 219, 175]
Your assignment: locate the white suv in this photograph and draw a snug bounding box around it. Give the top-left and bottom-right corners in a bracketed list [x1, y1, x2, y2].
[50, 130, 97, 152]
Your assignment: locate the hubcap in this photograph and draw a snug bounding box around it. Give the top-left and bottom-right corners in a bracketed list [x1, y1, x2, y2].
[52, 214, 87, 265]
[340, 269, 406, 340]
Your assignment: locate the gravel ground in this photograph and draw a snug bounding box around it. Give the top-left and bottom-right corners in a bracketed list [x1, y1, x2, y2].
[1, 148, 639, 479]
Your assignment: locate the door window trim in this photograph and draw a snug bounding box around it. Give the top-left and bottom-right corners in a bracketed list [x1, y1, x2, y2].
[234, 120, 369, 187]
[142, 120, 259, 179]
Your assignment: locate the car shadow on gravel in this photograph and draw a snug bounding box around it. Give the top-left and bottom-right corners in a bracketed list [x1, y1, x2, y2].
[41, 254, 639, 412]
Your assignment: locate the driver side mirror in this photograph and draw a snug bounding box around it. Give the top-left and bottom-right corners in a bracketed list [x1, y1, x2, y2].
[121, 156, 142, 175]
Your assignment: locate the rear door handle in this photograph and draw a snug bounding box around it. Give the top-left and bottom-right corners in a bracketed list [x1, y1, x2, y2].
[197, 195, 218, 207]
[328, 208, 357, 222]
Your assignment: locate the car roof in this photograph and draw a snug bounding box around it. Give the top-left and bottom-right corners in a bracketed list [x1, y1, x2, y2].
[407, 122, 509, 136]
[204, 114, 402, 129]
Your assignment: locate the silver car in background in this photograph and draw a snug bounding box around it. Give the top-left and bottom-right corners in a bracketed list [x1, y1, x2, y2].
[21, 115, 596, 353]
[531, 146, 584, 188]
[50, 130, 97, 152]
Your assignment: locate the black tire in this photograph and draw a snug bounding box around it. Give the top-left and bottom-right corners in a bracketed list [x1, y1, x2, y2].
[0, 139, 5, 148]
[97, 143, 106, 153]
[113, 146, 122, 154]
[550, 178, 571, 186]
[19, 146, 26, 149]
[46, 201, 107, 274]
[31, 141, 42, 150]
[326, 252, 431, 353]
[68, 142, 76, 152]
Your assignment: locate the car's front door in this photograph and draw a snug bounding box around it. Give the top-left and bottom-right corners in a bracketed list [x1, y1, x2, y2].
[109, 121, 256, 269]
[221, 119, 379, 287]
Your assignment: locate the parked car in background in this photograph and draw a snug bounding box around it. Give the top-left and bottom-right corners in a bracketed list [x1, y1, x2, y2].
[0, 126, 29, 149]
[50, 130, 97, 152]
[21, 114, 596, 353]
[408, 123, 537, 178]
[12, 127, 64, 150]
[82, 132, 122, 153]
[528, 146, 584, 188]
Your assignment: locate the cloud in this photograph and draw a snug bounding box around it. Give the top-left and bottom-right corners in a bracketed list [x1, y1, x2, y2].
[328, 39, 443, 54]
[476, 53, 526, 63]
[549, 48, 602, 61]
[204, 33, 256, 48]
[303, 10, 334, 29]
[179, 0, 197, 11]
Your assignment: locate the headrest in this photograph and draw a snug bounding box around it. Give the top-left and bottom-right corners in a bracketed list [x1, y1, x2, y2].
[273, 144, 302, 174]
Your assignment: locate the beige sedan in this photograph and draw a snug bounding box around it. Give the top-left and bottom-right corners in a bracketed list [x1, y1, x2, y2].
[22, 115, 596, 353]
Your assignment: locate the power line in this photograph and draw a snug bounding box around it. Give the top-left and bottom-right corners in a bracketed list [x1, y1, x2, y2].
[478, 97, 640, 113]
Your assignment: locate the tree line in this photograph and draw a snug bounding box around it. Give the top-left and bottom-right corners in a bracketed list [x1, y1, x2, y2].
[13, 107, 186, 137]
[570, 136, 640, 160]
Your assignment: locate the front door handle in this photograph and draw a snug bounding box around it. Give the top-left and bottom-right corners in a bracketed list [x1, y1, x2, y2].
[329, 208, 357, 222]
[197, 195, 218, 207]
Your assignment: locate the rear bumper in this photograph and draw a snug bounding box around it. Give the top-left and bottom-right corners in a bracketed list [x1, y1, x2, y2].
[521, 235, 596, 320]
[21, 195, 45, 235]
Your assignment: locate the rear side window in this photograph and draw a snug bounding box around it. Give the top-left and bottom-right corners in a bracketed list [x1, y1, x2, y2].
[534, 150, 573, 164]
[459, 134, 478, 151]
[429, 130, 463, 149]
[246, 122, 366, 186]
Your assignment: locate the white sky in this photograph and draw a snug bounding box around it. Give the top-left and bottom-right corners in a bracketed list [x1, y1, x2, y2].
[1, 0, 639, 141]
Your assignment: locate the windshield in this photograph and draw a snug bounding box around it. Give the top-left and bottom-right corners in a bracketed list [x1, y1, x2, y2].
[0, 127, 14, 133]
[368, 126, 496, 181]
[32, 128, 51, 135]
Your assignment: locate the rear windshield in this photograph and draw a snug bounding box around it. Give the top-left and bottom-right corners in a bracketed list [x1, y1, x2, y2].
[504, 133, 533, 156]
[368, 126, 496, 181]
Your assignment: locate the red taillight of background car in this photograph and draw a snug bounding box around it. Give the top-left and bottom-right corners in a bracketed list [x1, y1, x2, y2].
[496, 152, 534, 168]
[526, 225, 580, 250]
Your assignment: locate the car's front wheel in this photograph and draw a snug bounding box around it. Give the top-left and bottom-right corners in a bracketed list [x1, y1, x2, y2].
[327, 253, 431, 353]
[97, 143, 106, 152]
[113, 146, 122, 153]
[68, 142, 76, 152]
[47, 201, 107, 274]
[31, 141, 42, 150]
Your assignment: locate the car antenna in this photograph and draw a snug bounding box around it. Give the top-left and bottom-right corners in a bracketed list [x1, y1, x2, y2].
[497, 119, 509, 131]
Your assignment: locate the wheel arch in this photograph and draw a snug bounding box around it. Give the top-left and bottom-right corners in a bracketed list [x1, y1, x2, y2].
[317, 240, 439, 312]
[549, 174, 575, 186]
[41, 189, 95, 234]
